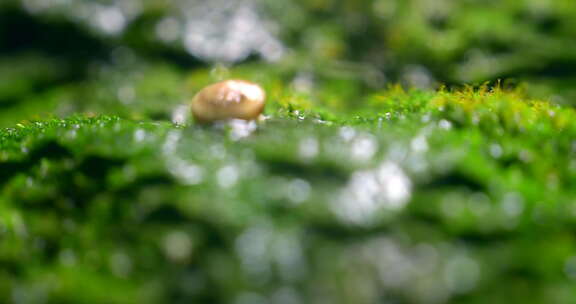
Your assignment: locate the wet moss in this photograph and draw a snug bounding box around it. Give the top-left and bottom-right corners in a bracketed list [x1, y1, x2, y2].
[1, 86, 575, 303]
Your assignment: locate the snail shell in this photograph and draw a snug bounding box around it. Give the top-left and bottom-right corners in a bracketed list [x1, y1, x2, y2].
[191, 80, 266, 123]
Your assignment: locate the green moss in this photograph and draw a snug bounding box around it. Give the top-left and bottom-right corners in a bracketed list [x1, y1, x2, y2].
[1, 86, 575, 303]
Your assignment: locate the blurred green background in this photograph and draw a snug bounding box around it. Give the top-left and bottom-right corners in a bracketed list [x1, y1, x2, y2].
[2, 1, 576, 303]
[2, 0, 576, 126]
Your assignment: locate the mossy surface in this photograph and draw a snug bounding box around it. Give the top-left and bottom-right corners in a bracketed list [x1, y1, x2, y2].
[2, 82, 575, 303]
[2, 1, 576, 302]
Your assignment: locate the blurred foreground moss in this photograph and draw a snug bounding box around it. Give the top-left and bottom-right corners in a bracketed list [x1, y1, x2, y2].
[1, 87, 576, 303]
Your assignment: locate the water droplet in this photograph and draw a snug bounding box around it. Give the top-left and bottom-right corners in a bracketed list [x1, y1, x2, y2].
[235, 292, 268, 304]
[217, 165, 239, 189]
[110, 251, 132, 278]
[351, 134, 378, 162]
[489, 144, 503, 158]
[334, 162, 411, 225]
[421, 114, 432, 123]
[438, 119, 453, 130]
[182, 0, 284, 63]
[163, 130, 182, 155]
[273, 235, 306, 282]
[134, 129, 146, 142]
[93, 6, 126, 35]
[564, 256, 576, 280]
[444, 255, 480, 294]
[66, 129, 77, 139]
[117, 85, 135, 104]
[59, 249, 77, 267]
[235, 225, 272, 281]
[271, 287, 301, 304]
[171, 104, 190, 125]
[227, 119, 258, 141]
[403, 65, 433, 89]
[298, 137, 319, 160]
[292, 72, 314, 93]
[410, 135, 428, 153]
[163, 230, 193, 263]
[286, 179, 311, 204]
[156, 17, 181, 43]
[167, 158, 204, 185]
[502, 192, 524, 217]
[519, 150, 533, 163]
[339, 126, 356, 141]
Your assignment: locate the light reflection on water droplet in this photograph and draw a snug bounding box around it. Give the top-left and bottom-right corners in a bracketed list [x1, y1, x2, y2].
[66, 130, 77, 139]
[519, 150, 533, 163]
[162, 131, 205, 185]
[443, 254, 481, 294]
[441, 195, 464, 218]
[273, 234, 306, 282]
[110, 251, 133, 278]
[339, 126, 356, 142]
[118, 85, 135, 104]
[93, 6, 126, 35]
[564, 256, 576, 280]
[489, 143, 503, 158]
[438, 119, 453, 130]
[333, 161, 412, 225]
[163, 230, 193, 263]
[292, 72, 314, 93]
[168, 159, 204, 185]
[217, 165, 239, 189]
[235, 225, 272, 282]
[421, 114, 432, 123]
[182, 0, 284, 62]
[210, 144, 227, 160]
[23, 0, 283, 62]
[375, 163, 412, 207]
[371, 238, 413, 288]
[235, 292, 268, 304]
[468, 193, 491, 218]
[210, 64, 231, 80]
[403, 65, 433, 89]
[226, 119, 258, 141]
[22, 0, 55, 14]
[406, 155, 428, 173]
[286, 179, 311, 204]
[59, 248, 77, 267]
[134, 129, 146, 142]
[410, 135, 428, 153]
[298, 137, 319, 160]
[351, 134, 378, 162]
[502, 192, 524, 217]
[359, 237, 449, 302]
[377, 117, 384, 129]
[171, 104, 190, 125]
[162, 130, 182, 155]
[387, 144, 409, 163]
[271, 287, 302, 304]
[156, 17, 181, 43]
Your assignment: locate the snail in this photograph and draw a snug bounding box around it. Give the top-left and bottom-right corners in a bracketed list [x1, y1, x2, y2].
[191, 80, 266, 123]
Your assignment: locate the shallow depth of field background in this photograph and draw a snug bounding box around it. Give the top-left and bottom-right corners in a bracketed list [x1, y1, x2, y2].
[1, 1, 576, 303]
[3, 0, 576, 125]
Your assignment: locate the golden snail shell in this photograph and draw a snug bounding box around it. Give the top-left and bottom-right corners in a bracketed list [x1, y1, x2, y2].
[191, 80, 266, 123]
